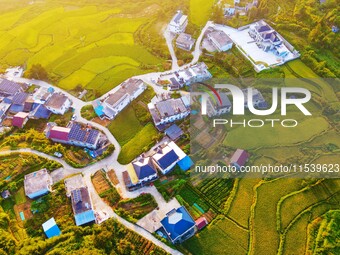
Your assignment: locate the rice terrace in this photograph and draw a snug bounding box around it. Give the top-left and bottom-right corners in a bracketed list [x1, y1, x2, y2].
[0, 0, 177, 96]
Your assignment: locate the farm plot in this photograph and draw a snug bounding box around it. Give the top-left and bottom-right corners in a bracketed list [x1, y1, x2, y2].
[196, 178, 234, 208]
[92, 170, 120, 206]
[227, 178, 261, 228]
[115, 193, 158, 223]
[249, 178, 306, 255]
[182, 216, 249, 255]
[278, 179, 339, 230]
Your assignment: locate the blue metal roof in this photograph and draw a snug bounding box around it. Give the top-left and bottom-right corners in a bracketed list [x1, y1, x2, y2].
[157, 149, 179, 169]
[133, 158, 157, 179]
[43, 218, 61, 238]
[94, 104, 104, 117]
[161, 206, 195, 242]
[177, 156, 193, 171]
[75, 210, 95, 226]
[34, 104, 52, 119]
[9, 104, 24, 113]
[165, 124, 183, 140]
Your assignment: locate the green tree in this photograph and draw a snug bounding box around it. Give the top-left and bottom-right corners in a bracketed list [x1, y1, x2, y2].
[25, 64, 49, 81]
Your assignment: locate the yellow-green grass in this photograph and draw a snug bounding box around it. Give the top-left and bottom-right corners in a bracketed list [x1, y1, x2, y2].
[278, 180, 333, 230]
[118, 124, 158, 164]
[84, 65, 143, 94]
[108, 106, 143, 146]
[311, 154, 340, 165]
[0, 4, 162, 95]
[282, 212, 309, 255]
[182, 216, 249, 255]
[284, 60, 337, 102]
[250, 178, 304, 255]
[14, 188, 26, 205]
[227, 178, 260, 228]
[306, 130, 340, 147]
[189, 0, 215, 26]
[282, 192, 340, 255]
[256, 146, 302, 162]
[224, 117, 329, 149]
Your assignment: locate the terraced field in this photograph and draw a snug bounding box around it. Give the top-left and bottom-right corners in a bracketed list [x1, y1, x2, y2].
[183, 178, 340, 255]
[0, 1, 165, 95]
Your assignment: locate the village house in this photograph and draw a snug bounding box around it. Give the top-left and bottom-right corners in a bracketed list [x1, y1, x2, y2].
[1, 190, 11, 199]
[248, 20, 289, 58]
[0, 101, 10, 125]
[242, 88, 267, 109]
[151, 143, 179, 174]
[207, 30, 233, 52]
[30, 104, 52, 119]
[195, 216, 208, 231]
[176, 62, 212, 86]
[148, 96, 190, 129]
[165, 124, 183, 141]
[45, 92, 71, 115]
[9, 92, 29, 113]
[176, 33, 196, 51]
[42, 218, 61, 239]
[32, 86, 54, 104]
[46, 122, 103, 150]
[206, 93, 232, 117]
[70, 187, 96, 226]
[99, 79, 146, 120]
[169, 77, 181, 91]
[24, 169, 53, 199]
[64, 174, 86, 197]
[168, 10, 188, 34]
[123, 157, 158, 191]
[159, 62, 212, 90]
[12, 112, 29, 128]
[230, 149, 249, 169]
[0, 78, 25, 97]
[160, 206, 196, 244]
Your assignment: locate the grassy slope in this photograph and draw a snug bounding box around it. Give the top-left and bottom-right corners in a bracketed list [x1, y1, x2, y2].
[0, 3, 162, 95]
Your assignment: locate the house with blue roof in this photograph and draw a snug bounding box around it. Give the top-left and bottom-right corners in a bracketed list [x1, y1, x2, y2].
[165, 124, 183, 141]
[42, 217, 61, 238]
[152, 144, 179, 174]
[160, 206, 196, 244]
[70, 187, 96, 226]
[123, 157, 158, 191]
[177, 155, 194, 171]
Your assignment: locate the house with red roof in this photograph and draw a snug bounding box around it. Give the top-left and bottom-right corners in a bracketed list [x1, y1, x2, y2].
[12, 112, 29, 128]
[230, 149, 249, 169]
[195, 217, 208, 230]
[46, 126, 71, 143]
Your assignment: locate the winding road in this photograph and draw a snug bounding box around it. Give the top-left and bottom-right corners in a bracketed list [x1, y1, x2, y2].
[2, 21, 213, 255]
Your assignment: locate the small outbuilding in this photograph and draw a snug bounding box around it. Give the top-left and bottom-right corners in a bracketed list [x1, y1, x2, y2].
[42, 217, 61, 238]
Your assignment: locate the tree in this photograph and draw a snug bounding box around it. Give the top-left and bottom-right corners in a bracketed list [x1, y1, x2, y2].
[24, 64, 49, 81]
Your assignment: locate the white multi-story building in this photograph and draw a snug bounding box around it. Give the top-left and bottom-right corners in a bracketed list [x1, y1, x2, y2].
[168, 10, 188, 34]
[45, 92, 71, 115]
[101, 79, 146, 120]
[248, 20, 288, 58]
[207, 30, 233, 52]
